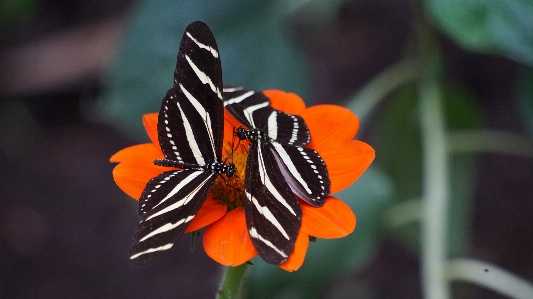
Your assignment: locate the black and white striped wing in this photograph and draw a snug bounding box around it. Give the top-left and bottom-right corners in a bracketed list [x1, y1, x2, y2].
[224, 86, 329, 205]
[269, 142, 330, 206]
[130, 169, 216, 266]
[129, 22, 224, 266]
[244, 143, 302, 264]
[223, 87, 310, 147]
[158, 21, 224, 165]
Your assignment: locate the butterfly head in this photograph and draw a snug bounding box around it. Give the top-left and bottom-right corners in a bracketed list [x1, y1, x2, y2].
[235, 126, 247, 141]
[236, 126, 266, 142]
[224, 163, 236, 177]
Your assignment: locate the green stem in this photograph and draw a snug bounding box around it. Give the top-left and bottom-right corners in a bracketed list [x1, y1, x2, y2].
[412, 0, 449, 297]
[216, 264, 249, 299]
[419, 77, 450, 299]
[448, 130, 533, 158]
[446, 258, 533, 299]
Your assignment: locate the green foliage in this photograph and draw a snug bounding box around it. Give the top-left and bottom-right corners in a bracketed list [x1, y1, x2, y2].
[442, 85, 484, 256]
[516, 67, 533, 137]
[0, 0, 37, 33]
[247, 166, 393, 299]
[101, 0, 309, 139]
[425, 0, 533, 65]
[375, 82, 484, 253]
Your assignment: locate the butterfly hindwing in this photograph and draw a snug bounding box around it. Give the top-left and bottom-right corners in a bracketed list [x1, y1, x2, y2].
[158, 21, 223, 165]
[244, 143, 302, 265]
[130, 169, 216, 266]
[269, 142, 330, 206]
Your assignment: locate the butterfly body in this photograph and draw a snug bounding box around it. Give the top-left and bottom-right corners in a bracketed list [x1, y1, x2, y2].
[153, 159, 236, 176]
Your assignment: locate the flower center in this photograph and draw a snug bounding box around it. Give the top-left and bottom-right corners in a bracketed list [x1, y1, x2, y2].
[212, 140, 248, 210]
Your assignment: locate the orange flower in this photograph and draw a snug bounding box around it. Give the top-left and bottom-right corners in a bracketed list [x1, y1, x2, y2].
[110, 90, 375, 271]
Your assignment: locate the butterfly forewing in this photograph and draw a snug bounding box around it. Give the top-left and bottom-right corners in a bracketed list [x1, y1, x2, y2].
[130, 170, 216, 266]
[223, 87, 269, 129]
[244, 143, 302, 264]
[270, 143, 330, 206]
[158, 21, 223, 165]
[223, 87, 310, 146]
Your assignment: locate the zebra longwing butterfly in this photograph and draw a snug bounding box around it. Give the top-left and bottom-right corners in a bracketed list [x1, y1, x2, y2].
[129, 21, 235, 267]
[223, 87, 331, 264]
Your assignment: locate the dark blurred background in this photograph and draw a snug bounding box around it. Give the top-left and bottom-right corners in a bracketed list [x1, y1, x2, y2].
[1, 0, 532, 298]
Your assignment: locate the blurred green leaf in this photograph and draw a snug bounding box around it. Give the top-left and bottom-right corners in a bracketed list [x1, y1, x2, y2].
[101, 0, 309, 138]
[516, 67, 533, 137]
[376, 82, 483, 253]
[0, 0, 37, 33]
[246, 166, 393, 299]
[286, 0, 347, 26]
[442, 85, 484, 256]
[0, 99, 41, 159]
[425, 0, 533, 65]
[376, 84, 422, 202]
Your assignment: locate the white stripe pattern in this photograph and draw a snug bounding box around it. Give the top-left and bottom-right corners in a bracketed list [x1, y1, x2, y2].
[145, 173, 212, 221]
[223, 86, 244, 92]
[243, 101, 269, 129]
[175, 100, 205, 165]
[139, 215, 195, 242]
[288, 115, 300, 145]
[246, 191, 290, 239]
[179, 83, 217, 160]
[130, 243, 173, 260]
[270, 142, 313, 195]
[256, 145, 297, 216]
[267, 111, 278, 141]
[185, 55, 222, 99]
[223, 90, 254, 106]
[186, 32, 219, 58]
[248, 227, 288, 258]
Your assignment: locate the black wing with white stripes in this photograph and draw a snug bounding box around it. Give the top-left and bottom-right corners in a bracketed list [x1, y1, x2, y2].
[223, 87, 309, 146]
[244, 142, 302, 264]
[158, 22, 223, 165]
[129, 21, 229, 267]
[130, 170, 216, 266]
[223, 87, 331, 264]
[224, 87, 330, 206]
[269, 142, 330, 207]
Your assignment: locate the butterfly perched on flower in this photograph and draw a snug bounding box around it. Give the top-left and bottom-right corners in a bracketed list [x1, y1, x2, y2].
[127, 21, 235, 267]
[111, 21, 373, 270]
[223, 87, 330, 264]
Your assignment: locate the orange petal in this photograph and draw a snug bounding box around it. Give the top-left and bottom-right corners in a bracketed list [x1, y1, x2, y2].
[203, 208, 257, 266]
[317, 140, 375, 193]
[301, 196, 356, 239]
[112, 160, 170, 200]
[142, 113, 159, 146]
[223, 109, 240, 147]
[278, 230, 309, 272]
[301, 105, 360, 149]
[185, 196, 227, 232]
[222, 109, 250, 156]
[263, 90, 307, 115]
[110, 143, 163, 163]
